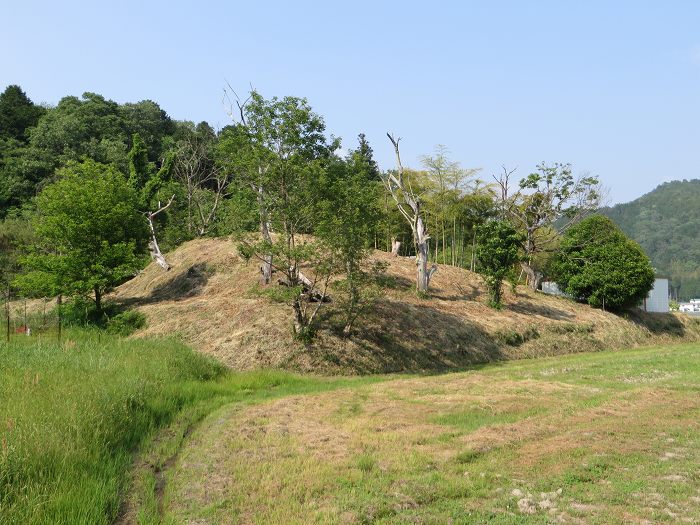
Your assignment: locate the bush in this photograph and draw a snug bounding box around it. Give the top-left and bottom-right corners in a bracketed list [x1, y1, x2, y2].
[551, 215, 655, 311]
[106, 310, 147, 336]
[60, 296, 120, 326]
[475, 220, 524, 309]
[494, 326, 540, 346]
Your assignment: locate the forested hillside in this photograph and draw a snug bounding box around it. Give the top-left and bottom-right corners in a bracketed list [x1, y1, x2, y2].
[1, 83, 653, 342]
[600, 180, 700, 300]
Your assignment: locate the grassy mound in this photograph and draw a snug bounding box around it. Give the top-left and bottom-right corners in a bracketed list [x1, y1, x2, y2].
[113, 237, 700, 374]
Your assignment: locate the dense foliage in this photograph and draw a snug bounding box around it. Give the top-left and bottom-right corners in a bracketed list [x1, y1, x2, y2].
[475, 220, 523, 308]
[15, 160, 148, 313]
[0, 82, 663, 322]
[600, 179, 700, 300]
[551, 215, 655, 311]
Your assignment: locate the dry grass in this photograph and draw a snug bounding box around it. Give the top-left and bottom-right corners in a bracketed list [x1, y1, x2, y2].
[161, 343, 700, 524]
[111, 237, 700, 374]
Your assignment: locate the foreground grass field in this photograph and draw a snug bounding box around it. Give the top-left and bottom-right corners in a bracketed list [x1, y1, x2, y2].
[162, 343, 700, 524]
[0, 332, 381, 525]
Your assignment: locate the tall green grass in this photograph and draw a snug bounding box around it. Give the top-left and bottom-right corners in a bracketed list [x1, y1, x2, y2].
[0, 330, 386, 524]
[0, 331, 226, 524]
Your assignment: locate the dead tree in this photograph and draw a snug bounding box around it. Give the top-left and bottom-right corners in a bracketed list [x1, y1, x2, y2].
[173, 137, 231, 237]
[384, 133, 437, 292]
[146, 195, 175, 271]
[390, 238, 401, 256]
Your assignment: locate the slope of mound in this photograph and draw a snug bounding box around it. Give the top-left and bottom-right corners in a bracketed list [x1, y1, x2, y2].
[114, 237, 700, 374]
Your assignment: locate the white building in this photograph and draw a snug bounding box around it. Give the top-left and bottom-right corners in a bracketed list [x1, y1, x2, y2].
[679, 303, 699, 313]
[642, 278, 669, 313]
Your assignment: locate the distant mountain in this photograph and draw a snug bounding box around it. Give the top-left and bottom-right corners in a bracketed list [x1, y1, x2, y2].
[600, 179, 700, 301]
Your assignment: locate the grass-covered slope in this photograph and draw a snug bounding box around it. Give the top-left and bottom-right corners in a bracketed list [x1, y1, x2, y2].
[164, 342, 700, 524]
[114, 237, 700, 374]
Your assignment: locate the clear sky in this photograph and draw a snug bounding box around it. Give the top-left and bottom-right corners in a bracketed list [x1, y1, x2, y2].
[2, 0, 699, 204]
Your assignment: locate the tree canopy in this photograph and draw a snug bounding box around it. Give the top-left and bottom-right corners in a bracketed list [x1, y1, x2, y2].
[16, 160, 148, 313]
[551, 215, 655, 311]
[600, 179, 700, 300]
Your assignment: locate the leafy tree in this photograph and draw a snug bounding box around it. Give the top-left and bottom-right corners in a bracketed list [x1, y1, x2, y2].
[173, 131, 229, 237]
[550, 215, 655, 311]
[355, 133, 380, 182]
[230, 91, 339, 338]
[420, 145, 480, 266]
[599, 179, 700, 300]
[475, 220, 523, 308]
[496, 163, 600, 290]
[16, 160, 148, 314]
[119, 100, 175, 161]
[0, 85, 45, 141]
[316, 149, 383, 336]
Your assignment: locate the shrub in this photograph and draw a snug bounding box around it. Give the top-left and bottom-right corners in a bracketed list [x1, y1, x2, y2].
[494, 326, 540, 346]
[106, 310, 147, 336]
[475, 220, 524, 309]
[550, 215, 655, 311]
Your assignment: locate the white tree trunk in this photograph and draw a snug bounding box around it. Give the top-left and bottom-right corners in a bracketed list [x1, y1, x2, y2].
[390, 238, 401, 256]
[521, 261, 542, 291]
[146, 195, 175, 271]
[385, 133, 435, 293]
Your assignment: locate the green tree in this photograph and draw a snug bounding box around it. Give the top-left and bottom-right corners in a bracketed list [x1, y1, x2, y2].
[16, 160, 148, 315]
[316, 149, 383, 336]
[355, 133, 380, 182]
[550, 215, 655, 311]
[475, 220, 523, 309]
[231, 91, 339, 338]
[0, 85, 45, 141]
[496, 163, 600, 290]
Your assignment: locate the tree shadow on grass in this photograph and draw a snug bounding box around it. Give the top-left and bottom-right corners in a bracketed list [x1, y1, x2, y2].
[121, 263, 213, 307]
[625, 309, 686, 337]
[311, 300, 506, 374]
[508, 299, 575, 321]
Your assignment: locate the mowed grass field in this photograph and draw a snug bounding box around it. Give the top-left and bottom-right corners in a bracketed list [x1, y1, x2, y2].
[162, 343, 700, 525]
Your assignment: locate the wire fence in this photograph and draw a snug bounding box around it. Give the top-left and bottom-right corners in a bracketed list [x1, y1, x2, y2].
[3, 296, 64, 343]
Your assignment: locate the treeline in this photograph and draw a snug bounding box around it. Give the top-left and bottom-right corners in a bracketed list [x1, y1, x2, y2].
[0, 84, 657, 340]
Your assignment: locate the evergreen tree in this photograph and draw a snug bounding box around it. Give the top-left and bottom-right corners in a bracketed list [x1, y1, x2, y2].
[0, 85, 45, 141]
[551, 215, 655, 311]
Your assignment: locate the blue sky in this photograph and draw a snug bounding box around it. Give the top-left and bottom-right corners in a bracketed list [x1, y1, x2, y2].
[2, 1, 699, 203]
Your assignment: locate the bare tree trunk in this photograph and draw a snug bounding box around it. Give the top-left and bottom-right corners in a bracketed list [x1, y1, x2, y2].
[470, 230, 477, 272]
[256, 181, 273, 284]
[521, 261, 543, 291]
[94, 287, 102, 316]
[146, 195, 175, 271]
[5, 283, 9, 343]
[292, 296, 304, 334]
[442, 222, 446, 266]
[385, 133, 437, 293]
[391, 238, 401, 256]
[452, 217, 457, 266]
[415, 218, 437, 292]
[57, 294, 62, 343]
